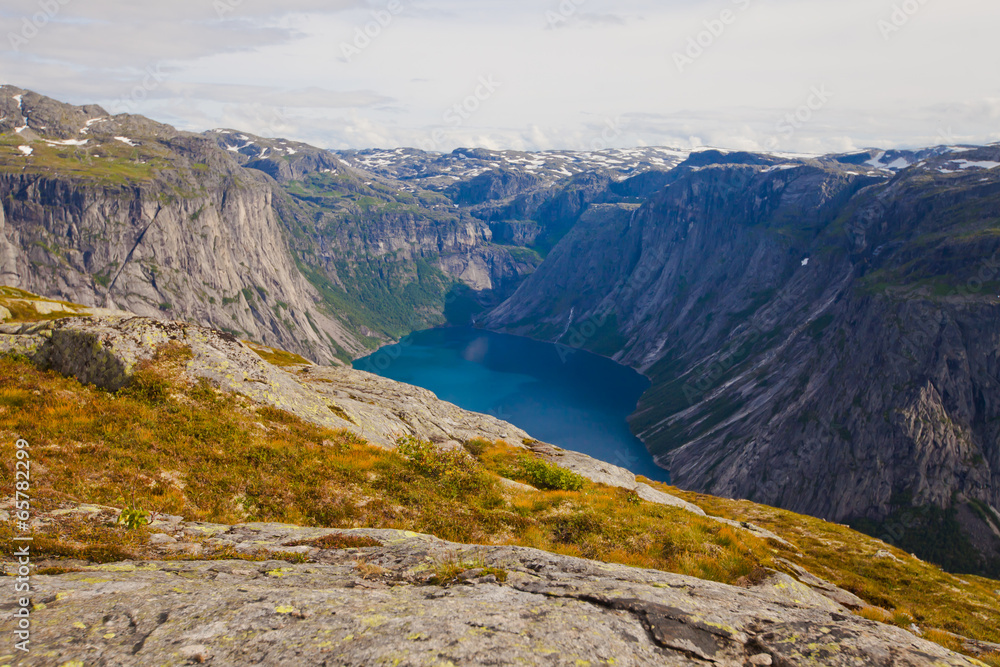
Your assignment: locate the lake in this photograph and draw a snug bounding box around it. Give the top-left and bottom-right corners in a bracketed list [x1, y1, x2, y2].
[353, 327, 669, 483]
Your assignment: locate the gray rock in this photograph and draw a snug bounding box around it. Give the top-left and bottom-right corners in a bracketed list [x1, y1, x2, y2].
[4, 523, 980, 667]
[634, 482, 706, 516]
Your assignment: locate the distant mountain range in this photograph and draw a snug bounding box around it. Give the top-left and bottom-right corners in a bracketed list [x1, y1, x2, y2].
[2, 83, 998, 575]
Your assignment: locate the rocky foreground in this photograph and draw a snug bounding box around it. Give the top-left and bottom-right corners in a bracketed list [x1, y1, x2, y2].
[1, 511, 980, 667]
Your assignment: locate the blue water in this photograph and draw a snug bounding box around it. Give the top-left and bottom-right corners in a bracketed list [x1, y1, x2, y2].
[354, 327, 669, 483]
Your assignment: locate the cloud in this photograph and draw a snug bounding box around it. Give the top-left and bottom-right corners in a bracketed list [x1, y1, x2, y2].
[2, 0, 1000, 152]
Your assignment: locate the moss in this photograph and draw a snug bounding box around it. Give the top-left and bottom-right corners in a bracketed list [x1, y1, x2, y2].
[245, 342, 312, 368]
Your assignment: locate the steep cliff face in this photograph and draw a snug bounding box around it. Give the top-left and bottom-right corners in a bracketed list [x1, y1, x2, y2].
[0, 87, 363, 363]
[485, 148, 1000, 574]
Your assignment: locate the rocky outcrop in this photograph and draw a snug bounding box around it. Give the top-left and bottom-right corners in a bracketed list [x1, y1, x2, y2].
[0, 308, 712, 520]
[2, 518, 979, 666]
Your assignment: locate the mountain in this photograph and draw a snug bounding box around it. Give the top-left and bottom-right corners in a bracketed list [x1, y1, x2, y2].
[483, 147, 1000, 576]
[5, 85, 1000, 578]
[0, 86, 691, 364]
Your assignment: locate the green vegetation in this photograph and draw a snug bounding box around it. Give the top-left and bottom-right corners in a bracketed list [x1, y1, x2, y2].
[0, 286, 91, 323]
[850, 495, 1000, 578]
[245, 341, 312, 368]
[0, 134, 169, 185]
[466, 439, 586, 491]
[428, 551, 509, 586]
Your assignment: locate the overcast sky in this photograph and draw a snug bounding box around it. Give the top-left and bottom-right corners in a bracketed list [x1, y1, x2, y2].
[2, 0, 998, 153]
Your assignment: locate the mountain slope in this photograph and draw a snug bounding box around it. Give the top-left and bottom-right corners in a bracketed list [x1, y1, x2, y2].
[484, 147, 1000, 576]
[2, 291, 1000, 665]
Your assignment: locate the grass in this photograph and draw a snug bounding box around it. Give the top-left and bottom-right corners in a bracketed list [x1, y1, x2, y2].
[2, 348, 999, 661]
[428, 551, 509, 585]
[466, 438, 586, 491]
[244, 341, 312, 368]
[0, 286, 92, 323]
[0, 351, 768, 588]
[0, 135, 165, 185]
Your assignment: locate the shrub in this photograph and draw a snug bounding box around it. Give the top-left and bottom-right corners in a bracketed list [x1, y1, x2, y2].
[395, 436, 496, 499]
[513, 456, 585, 492]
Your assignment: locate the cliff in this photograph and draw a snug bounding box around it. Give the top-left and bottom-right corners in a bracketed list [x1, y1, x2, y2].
[484, 148, 1000, 575]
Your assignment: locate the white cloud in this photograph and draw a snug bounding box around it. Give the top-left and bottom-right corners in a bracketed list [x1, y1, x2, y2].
[2, 0, 999, 152]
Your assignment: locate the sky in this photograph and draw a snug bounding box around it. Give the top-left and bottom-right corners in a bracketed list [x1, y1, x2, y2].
[2, 0, 999, 154]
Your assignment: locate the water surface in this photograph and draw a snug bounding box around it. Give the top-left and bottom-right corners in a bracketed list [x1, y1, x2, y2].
[354, 327, 669, 483]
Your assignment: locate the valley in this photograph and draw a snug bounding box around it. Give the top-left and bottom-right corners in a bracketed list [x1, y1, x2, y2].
[2, 84, 999, 582]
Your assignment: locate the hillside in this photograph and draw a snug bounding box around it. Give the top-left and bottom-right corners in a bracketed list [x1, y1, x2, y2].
[1, 291, 1000, 665]
[483, 147, 1000, 577]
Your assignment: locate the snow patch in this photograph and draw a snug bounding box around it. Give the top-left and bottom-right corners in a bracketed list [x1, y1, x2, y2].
[80, 117, 109, 134]
[762, 164, 799, 173]
[951, 160, 1000, 170]
[114, 136, 137, 147]
[17, 145, 32, 156]
[44, 138, 89, 147]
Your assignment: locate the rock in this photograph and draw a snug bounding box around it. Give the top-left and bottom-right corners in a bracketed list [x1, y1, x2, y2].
[524, 439, 638, 489]
[749, 655, 773, 666]
[874, 549, 903, 562]
[6, 523, 980, 666]
[179, 644, 210, 663]
[0, 305, 10, 321]
[149, 533, 177, 545]
[773, 558, 867, 610]
[161, 542, 203, 556]
[498, 477, 537, 492]
[634, 482, 706, 515]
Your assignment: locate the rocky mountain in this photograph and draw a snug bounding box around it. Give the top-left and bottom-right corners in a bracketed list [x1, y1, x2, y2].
[0, 86, 557, 361]
[484, 146, 1000, 576]
[6, 84, 1000, 578]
